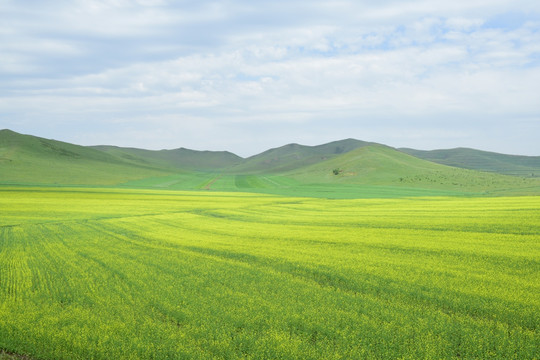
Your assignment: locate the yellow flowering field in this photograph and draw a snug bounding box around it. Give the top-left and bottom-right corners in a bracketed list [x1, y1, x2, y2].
[0, 187, 538, 359]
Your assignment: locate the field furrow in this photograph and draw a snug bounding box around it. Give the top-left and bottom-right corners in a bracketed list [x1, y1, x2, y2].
[0, 187, 538, 359]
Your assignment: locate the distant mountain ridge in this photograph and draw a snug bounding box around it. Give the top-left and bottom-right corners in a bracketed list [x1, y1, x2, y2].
[90, 145, 243, 171]
[1, 129, 540, 195]
[284, 145, 538, 192]
[226, 138, 374, 174]
[399, 147, 540, 177]
[0, 129, 171, 184]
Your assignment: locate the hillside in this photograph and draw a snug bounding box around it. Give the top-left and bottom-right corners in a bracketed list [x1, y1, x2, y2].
[122, 145, 540, 197]
[91, 145, 243, 171]
[286, 145, 540, 194]
[0, 129, 172, 185]
[400, 147, 540, 177]
[226, 138, 372, 174]
[2, 129, 540, 196]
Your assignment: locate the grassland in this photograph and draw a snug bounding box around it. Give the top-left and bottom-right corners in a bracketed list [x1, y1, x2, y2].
[0, 130, 172, 185]
[90, 145, 243, 171]
[285, 145, 540, 194]
[3, 129, 540, 197]
[0, 187, 538, 359]
[224, 139, 371, 174]
[121, 173, 470, 198]
[400, 147, 540, 177]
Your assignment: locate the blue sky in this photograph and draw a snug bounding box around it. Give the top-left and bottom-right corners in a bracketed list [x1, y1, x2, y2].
[1, 0, 539, 156]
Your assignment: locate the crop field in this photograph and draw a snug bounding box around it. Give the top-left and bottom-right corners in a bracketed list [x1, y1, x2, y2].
[0, 187, 539, 359]
[121, 173, 473, 199]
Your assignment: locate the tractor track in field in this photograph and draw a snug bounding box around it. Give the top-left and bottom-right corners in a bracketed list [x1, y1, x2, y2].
[0, 349, 38, 360]
[201, 175, 222, 190]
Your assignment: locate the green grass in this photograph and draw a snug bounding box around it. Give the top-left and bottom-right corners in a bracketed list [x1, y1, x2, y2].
[91, 145, 243, 171]
[400, 147, 540, 177]
[1, 187, 538, 359]
[286, 145, 540, 195]
[3, 130, 540, 197]
[113, 146, 540, 198]
[0, 130, 172, 185]
[119, 173, 470, 198]
[226, 139, 371, 174]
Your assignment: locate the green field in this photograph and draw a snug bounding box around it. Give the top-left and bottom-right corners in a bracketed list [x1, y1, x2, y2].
[120, 173, 467, 198]
[3, 129, 540, 198]
[400, 147, 540, 178]
[1, 187, 538, 359]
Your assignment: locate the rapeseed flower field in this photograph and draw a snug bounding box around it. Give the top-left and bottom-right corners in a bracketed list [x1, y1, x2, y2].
[0, 187, 538, 359]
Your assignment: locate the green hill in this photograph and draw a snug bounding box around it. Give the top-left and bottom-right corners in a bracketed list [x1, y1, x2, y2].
[400, 147, 540, 177]
[91, 145, 243, 171]
[121, 145, 540, 198]
[0, 129, 172, 185]
[286, 145, 540, 195]
[2, 129, 539, 197]
[226, 138, 372, 174]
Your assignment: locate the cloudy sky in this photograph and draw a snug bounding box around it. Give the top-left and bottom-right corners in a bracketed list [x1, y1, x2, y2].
[1, 0, 539, 156]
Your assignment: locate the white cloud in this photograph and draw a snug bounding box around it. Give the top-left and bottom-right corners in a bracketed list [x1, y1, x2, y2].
[1, 0, 539, 155]
[445, 17, 485, 31]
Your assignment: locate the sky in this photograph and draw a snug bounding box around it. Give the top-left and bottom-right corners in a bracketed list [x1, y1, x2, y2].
[1, 0, 539, 157]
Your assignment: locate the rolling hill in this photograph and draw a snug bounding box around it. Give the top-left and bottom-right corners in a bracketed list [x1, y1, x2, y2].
[400, 147, 540, 177]
[226, 138, 372, 174]
[2, 129, 540, 196]
[91, 145, 243, 171]
[284, 145, 540, 194]
[0, 129, 173, 185]
[120, 145, 540, 197]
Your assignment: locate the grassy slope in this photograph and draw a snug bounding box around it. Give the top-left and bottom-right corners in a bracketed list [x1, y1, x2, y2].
[112, 145, 540, 198]
[285, 145, 540, 195]
[91, 145, 243, 171]
[226, 139, 371, 174]
[400, 147, 540, 177]
[121, 173, 467, 199]
[0, 130, 172, 185]
[3, 129, 540, 197]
